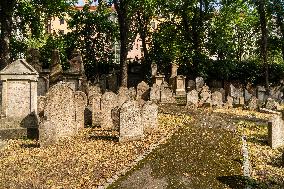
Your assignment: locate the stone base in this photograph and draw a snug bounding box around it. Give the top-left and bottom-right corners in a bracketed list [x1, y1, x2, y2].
[119, 135, 144, 142]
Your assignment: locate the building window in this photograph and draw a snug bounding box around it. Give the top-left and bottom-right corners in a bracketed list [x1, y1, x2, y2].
[60, 18, 64, 25]
[59, 30, 64, 35]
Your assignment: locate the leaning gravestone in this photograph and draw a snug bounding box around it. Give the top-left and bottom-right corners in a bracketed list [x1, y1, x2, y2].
[74, 91, 87, 130]
[49, 49, 63, 86]
[119, 100, 143, 142]
[150, 83, 160, 103]
[39, 83, 76, 146]
[212, 91, 223, 108]
[101, 92, 118, 130]
[137, 81, 150, 101]
[142, 101, 158, 133]
[186, 89, 199, 108]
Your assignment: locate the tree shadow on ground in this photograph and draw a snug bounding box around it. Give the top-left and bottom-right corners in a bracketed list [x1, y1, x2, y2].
[20, 142, 40, 148]
[217, 175, 269, 189]
[247, 134, 268, 146]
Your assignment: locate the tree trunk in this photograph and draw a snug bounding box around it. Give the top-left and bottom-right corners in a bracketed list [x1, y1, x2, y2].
[0, 0, 15, 70]
[276, 13, 284, 61]
[137, 10, 148, 62]
[114, 0, 128, 87]
[257, 0, 269, 92]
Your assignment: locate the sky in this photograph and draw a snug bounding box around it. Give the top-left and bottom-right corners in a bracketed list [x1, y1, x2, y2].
[77, 0, 97, 6]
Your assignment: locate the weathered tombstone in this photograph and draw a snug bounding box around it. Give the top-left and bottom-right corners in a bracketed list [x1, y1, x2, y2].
[88, 84, 101, 102]
[248, 96, 258, 111]
[74, 91, 87, 130]
[171, 63, 179, 78]
[49, 50, 63, 86]
[212, 91, 223, 108]
[91, 93, 102, 126]
[265, 98, 280, 110]
[39, 83, 76, 145]
[199, 85, 212, 107]
[151, 63, 158, 77]
[37, 76, 49, 96]
[142, 101, 158, 133]
[229, 84, 244, 104]
[26, 48, 42, 73]
[187, 80, 195, 92]
[67, 49, 84, 74]
[225, 96, 233, 108]
[153, 75, 165, 86]
[150, 83, 160, 103]
[117, 87, 130, 107]
[101, 91, 118, 129]
[37, 96, 46, 118]
[196, 77, 204, 92]
[39, 120, 57, 147]
[0, 59, 38, 124]
[119, 100, 143, 142]
[160, 82, 176, 104]
[186, 89, 199, 108]
[107, 73, 118, 92]
[175, 75, 186, 96]
[244, 89, 253, 102]
[137, 81, 150, 101]
[269, 86, 283, 100]
[268, 113, 284, 148]
[257, 86, 266, 102]
[128, 87, 137, 100]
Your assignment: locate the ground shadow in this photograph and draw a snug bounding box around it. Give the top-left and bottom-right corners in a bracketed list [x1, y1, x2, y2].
[20, 142, 40, 148]
[89, 135, 119, 142]
[217, 175, 267, 189]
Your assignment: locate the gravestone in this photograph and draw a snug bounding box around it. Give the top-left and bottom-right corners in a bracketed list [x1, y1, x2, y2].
[151, 63, 158, 77]
[229, 84, 244, 104]
[244, 89, 253, 102]
[160, 82, 176, 104]
[128, 87, 137, 100]
[101, 92, 118, 129]
[74, 91, 87, 130]
[107, 73, 118, 92]
[39, 83, 76, 145]
[49, 50, 63, 86]
[199, 85, 212, 107]
[100, 74, 107, 93]
[265, 98, 280, 110]
[268, 113, 284, 148]
[153, 75, 165, 86]
[88, 84, 101, 103]
[119, 100, 143, 142]
[187, 80, 195, 92]
[37, 76, 49, 96]
[0, 59, 38, 126]
[137, 81, 150, 101]
[150, 84, 160, 103]
[186, 89, 199, 108]
[117, 87, 130, 107]
[37, 96, 46, 118]
[212, 91, 223, 108]
[67, 49, 84, 74]
[175, 75, 186, 96]
[248, 96, 258, 111]
[142, 101, 158, 133]
[257, 86, 266, 102]
[91, 93, 102, 126]
[225, 96, 233, 108]
[39, 120, 57, 147]
[196, 77, 204, 92]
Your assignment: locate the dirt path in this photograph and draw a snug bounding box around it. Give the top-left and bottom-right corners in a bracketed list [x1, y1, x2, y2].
[108, 106, 251, 189]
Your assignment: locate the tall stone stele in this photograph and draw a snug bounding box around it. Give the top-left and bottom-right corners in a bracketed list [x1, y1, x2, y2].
[0, 59, 39, 127]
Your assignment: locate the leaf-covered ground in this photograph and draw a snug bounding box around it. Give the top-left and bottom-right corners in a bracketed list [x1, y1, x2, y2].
[0, 113, 184, 189]
[109, 105, 244, 189]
